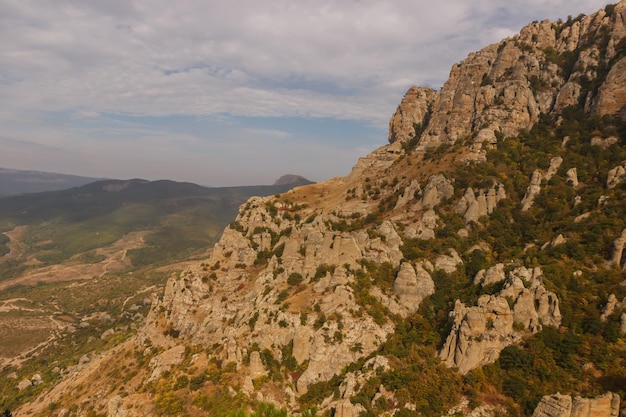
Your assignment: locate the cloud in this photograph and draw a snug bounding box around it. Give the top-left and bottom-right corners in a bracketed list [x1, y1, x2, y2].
[0, 0, 612, 184]
[1, 0, 609, 120]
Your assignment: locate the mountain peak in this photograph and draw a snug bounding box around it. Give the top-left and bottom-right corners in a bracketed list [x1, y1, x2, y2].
[389, 0, 626, 151]
[272, 174, 313, 186]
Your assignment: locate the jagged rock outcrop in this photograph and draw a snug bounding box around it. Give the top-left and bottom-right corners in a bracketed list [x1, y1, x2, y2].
[395, 180, 421, 210]
[455, 182, 506, 223]
[566, 168, 579, 187]
[440, 266, 561, 373]
[147, 345, 186, 382]
[435, 248, 463, 273]
[542, 234, 566, 250]
[388, 86, 436, 144]
[323, 356, 390, 417]
[140, 193, 414, 397]
[393, 262, 435, 313]
[403, 209, 438, 240]
[521, 157, 563, 211]
[249, 351, 267, 378]
[611, 229, 626, 268]
[600, 294, 622, 322]
[607, 164, 626, 189]
[532, 392, 621, 417]
[473, 263, 506, 286]
[389, 2, 626, 151]
[462, 129, 499, 163]
[419, 174, 454, 209]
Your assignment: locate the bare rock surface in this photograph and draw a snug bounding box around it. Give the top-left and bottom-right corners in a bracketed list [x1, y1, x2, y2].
[440, 267, 561, 373]
[532, 392, 620, 417]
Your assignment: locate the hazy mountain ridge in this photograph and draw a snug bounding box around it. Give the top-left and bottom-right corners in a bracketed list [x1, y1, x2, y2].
[0, 177, 314, 278]
[5, 3, 626, 417]
[0, 167, 107, 196]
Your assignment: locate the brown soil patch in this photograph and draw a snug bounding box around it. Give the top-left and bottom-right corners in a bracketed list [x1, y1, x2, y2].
[1, 225, 28, 262]
[0, 231, 150, 291]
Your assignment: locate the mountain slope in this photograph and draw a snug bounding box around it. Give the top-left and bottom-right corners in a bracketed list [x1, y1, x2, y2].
[0, 178, 313, 278]
[7, 3, 626, 417]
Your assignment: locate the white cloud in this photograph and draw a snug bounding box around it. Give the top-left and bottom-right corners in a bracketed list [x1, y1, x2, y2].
[0, 0, 613, 183]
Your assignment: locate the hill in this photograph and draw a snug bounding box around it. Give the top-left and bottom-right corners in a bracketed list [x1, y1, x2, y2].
[0, 177, 313, 279]
[0, 176, 311, 395]
[4, 3, 626, 417]
[0, 168, 106, 196]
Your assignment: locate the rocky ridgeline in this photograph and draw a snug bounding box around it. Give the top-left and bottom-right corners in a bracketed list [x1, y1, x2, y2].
[389, 2, 626, 150]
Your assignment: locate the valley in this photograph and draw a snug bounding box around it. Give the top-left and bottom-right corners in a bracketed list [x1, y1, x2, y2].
[0, 177, 311, 413]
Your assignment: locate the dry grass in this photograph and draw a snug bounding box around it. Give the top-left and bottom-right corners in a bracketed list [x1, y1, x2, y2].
[0, 230, 150, 291]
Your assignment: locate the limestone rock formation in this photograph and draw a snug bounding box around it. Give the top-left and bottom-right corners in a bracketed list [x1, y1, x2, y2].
[607, 164, 626, 189]
[388, 86, 436, 144]
[600, 294, 622, 322]
[532, 392, 621, 417]
[403, 209, 438, 240]
[387, 2, 626, 152]
[521, 157, 563, 211]
[455, 183, 506, 223]
[434, 249, 463, 273]
[566, 168, 579, 187]
[393, 262, 434, 313]
[249, 351, 267, 378]
[419, 174, 454, 209]
[473, 263, 506, 286]
[440, 267, 561, 373]
[611, 229, 626, 268]
[462, 129, 499, 163]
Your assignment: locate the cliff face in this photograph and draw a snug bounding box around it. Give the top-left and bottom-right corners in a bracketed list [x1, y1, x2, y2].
[140, 3, 626, 409]
[14, 3, 626, 417]
[389, 2, 626, 149]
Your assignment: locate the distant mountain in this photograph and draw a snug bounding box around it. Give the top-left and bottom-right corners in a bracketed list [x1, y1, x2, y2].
[0, 177, 313, 275]
[0, 167, 315, 196]
[273, 174, 313, 186]
[0, 167, 105, 196]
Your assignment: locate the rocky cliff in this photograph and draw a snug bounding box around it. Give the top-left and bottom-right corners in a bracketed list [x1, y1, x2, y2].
[389, 2, 626, 149]
[11, 2, 626, 417]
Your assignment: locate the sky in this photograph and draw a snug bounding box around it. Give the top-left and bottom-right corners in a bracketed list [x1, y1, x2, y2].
[0, 0, 613, 186]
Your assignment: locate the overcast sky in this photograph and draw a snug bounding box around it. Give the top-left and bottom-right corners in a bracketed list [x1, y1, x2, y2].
[0, 0, 612, 186]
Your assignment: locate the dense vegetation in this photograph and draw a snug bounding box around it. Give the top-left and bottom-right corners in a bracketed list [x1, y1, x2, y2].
[297, 107, 626, 417]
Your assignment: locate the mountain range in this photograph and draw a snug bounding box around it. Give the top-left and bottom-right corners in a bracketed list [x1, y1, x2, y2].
[2, 2, 626, 417]
[0, 168, 107, 196]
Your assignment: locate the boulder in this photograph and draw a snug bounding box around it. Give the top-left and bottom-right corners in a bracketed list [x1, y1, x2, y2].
[17, 379, 32, 391]
[434, 249, 463, 273]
